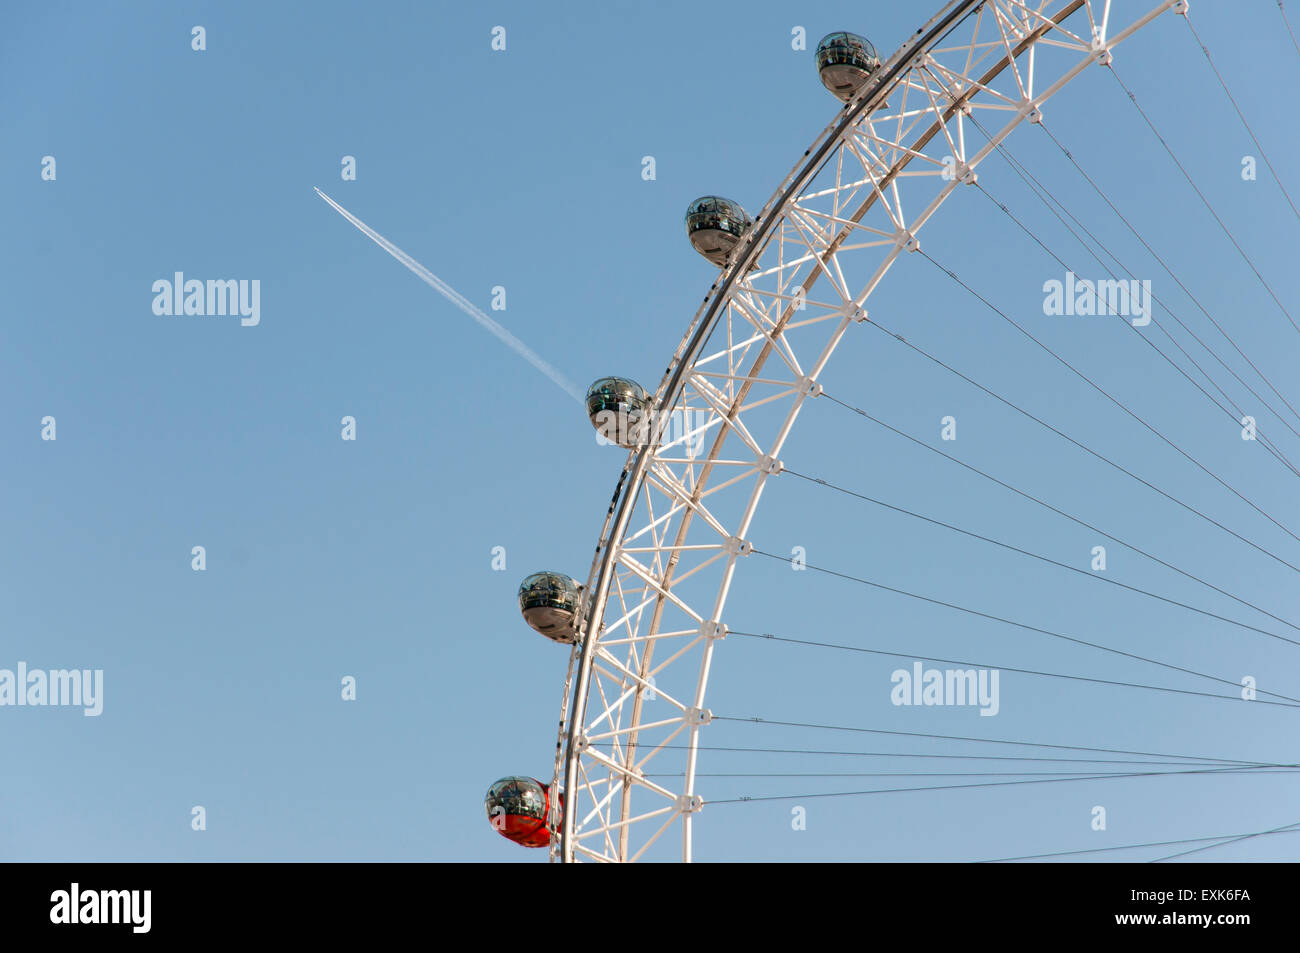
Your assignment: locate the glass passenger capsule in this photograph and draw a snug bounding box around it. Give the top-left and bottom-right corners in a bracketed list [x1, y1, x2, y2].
[685, 196, 753, 267]
[484, 776, 556, 848]
[518, 571, 582, 643]
[816, 32, 882, 102]
[587, 377, 650, 449]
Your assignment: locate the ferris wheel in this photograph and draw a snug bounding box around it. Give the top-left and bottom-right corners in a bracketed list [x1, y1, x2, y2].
[484, 0, 1300, 862]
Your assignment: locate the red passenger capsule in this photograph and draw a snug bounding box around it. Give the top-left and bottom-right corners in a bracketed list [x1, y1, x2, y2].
[484, 776, 563, 848]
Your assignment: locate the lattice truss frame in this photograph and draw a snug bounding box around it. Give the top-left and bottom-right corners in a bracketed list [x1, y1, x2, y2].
[555, 0, 1182, 863]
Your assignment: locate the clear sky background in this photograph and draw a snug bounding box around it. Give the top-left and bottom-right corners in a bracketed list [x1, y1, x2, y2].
[3, 0, 1299, 862]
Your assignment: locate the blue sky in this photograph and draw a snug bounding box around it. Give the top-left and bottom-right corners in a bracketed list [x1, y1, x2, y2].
[3, 0, 1299, 862]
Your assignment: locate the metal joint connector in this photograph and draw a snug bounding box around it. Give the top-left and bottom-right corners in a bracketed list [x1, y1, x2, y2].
[684, 707, 713, 727]
[724, 536, 753, 557]
[676, 794, 704, 814]
[700, 620, 728, 641]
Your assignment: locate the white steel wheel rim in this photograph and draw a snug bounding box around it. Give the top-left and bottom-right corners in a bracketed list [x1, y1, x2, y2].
[554, 0, 1184, 863]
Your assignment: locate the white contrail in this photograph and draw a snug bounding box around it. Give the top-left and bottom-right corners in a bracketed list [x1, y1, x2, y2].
[315, 187, 584, 402]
